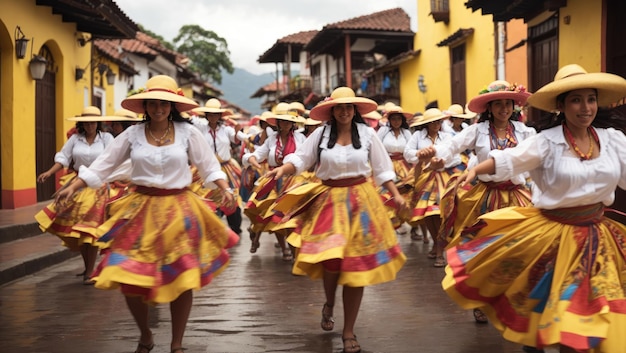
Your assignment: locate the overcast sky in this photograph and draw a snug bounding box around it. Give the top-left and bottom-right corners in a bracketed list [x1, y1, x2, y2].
[114, 0, 418, 75]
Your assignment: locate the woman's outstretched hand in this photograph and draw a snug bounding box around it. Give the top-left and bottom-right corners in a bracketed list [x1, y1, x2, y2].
[458, 169, 477, 187]
[265, 166, 284, 180]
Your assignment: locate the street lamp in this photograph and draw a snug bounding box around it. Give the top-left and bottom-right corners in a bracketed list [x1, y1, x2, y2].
[418, 75, 427, 93]
[15, 26, 29, 60]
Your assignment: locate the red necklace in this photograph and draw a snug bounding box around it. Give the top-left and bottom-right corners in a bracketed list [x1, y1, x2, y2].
[562, 123, 599, 161]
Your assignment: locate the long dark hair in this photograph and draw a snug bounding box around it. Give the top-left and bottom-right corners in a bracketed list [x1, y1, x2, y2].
[141, 101, 192, 124]
[532, 90, 626, 133]
[387, 112, 410, 130]
[328, 106, 367, 149]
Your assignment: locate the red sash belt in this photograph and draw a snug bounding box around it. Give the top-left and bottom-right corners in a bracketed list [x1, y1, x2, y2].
[483, 180, 521, 191]
[389, 153, 404, 161]
[135, 186, 187, 196]
[541, 203, 604, 226]
[322, 176, 367, 187]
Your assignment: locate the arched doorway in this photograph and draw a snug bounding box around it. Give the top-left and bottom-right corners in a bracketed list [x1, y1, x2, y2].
[35, 45, 57, 201]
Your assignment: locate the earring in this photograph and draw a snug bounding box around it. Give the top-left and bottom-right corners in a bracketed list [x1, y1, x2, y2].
[168, 113, 173, 121]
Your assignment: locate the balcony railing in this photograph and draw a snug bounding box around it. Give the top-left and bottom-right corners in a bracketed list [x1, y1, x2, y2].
[430, 0, 450, 23]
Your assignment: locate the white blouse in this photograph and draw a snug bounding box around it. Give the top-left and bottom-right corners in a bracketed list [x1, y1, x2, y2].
[79, 122, 226, 189]
[404, 129, 461, 169]
[284, 123, 396, 187]
[54, 132, 114, 170]
[377, 126, 412, 154]
[242, 132, 306, 168]
[190, 117, 248, 162]
[489, 126, 626, 209]
[435, 120, 536, 184]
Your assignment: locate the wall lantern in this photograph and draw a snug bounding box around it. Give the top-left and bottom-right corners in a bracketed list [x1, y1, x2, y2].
[15, 26, 30, 59]
[418, 75, 427, 93]
[29, 55, 48, 80]
[105, 69, 116, 85]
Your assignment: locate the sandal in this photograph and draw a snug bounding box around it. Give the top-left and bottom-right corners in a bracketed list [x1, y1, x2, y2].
[433, 256, 446, 268]
[82, 274, 96, 285]
[410, 228, 423, 241]
[320, 303, 335, 331]
[134, 342, 155, 353]
[282, 249, 293, 262]
[342, 335, 361, 353]
[170, 348, 186, 353]
[427, 250, 437, 259]
[473, 308, 488, 324]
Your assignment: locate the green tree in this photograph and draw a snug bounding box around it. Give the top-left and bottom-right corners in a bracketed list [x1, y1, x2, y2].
[173, 24, 234, 84]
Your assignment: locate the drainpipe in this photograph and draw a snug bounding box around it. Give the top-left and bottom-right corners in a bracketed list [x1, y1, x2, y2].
[496, 21, 505, 80]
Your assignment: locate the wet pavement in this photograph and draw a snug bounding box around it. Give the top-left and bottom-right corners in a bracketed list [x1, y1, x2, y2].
[0, 217, 526, 353]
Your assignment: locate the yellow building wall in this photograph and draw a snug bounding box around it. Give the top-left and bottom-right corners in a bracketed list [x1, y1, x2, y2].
[558, 1, 602, 71]
[399, 1, 497, 114]
[1, 0, 93, 207]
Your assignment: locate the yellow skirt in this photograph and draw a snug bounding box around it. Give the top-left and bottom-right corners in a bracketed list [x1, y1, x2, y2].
[440, 178, 532, 248]
[443, 204, 626, 352]
[273, 180, 406, 287]
[243, 174, 304, 234]
[34, 173, 110, 250]
[92, 188, 239, 304]
[406, 168, 453, 224]
[189, 164, 243, 213]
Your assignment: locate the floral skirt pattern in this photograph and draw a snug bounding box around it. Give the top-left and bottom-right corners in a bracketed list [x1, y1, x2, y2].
[443, 204, 626, 352]
[34, 172, 111, 251]
[440, 178, 532, 248]
[92, 188, 239, 304]
[272, 180, 406, 287]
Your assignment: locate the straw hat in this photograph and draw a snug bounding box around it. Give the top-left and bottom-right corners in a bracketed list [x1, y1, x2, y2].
[304, 117, 322, 126]
[309, 87, 377, 121]
[102, 108, 142, 122]
[363, 110, 383, 120]
[192, 98, 233, 117]
[444, 104, 475, 119]
[467, 80, 531, 113]
[527, 64, 626, 112]
[66, 106, 105, 122]
[266, 102, 304, 125]
[409, 108, 447, 127]
[288, 102, 307, 116]
[122, 75, 198, 113]
[383, 105, 413, 120]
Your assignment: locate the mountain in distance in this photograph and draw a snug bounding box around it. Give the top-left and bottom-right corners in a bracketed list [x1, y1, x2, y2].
[216, 68, 274, 115]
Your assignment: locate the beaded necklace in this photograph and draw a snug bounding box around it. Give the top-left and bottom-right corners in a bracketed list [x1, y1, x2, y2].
[489, 122, 518, 150]
[562, 123, 599, 161]
[147, 122, 171, 146]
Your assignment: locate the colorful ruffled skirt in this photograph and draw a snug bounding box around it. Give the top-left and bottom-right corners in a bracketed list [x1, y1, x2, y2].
[272, 178, 406, 287]
[405, 167, 456, 225]
[34, 172, 111, 251]
[189, 162, 243, 214]
[440, 179, 532, 248]
[239, 162, 269, 202]
[243, 174, 304, 234]
[92, 186, 239, 304]
[443, 204, 626, 352]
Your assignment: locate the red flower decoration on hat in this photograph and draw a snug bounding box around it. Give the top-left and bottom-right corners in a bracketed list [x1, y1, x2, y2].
[479, 82, 526, 95]
[176, 88, 185, 96]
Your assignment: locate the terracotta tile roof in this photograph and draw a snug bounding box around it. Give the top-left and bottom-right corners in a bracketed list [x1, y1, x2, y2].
[93, 39, 138, 74]
[324, 7, 411, 32]
[258, 30, 318, 63]
[250, 80, 288, 98]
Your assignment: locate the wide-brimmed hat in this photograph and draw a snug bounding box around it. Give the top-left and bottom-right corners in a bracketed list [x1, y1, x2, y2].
[288, 102, 307, 116]
[122, 75, 199, 113]
[409, 108, 447, 127]
[102, 108, 142, 122]
[309, 87, 377, 121]
[66, 106, 105, 122]
[192, 98, 233, 118]
[304, 117, 322, 126]
[444, 104, 476, 119]
[266, 102, 304, 125]
[383, 105, 413, 120]
[363, 110, 383, 120]
[527, 64, 626, 112]
[467, 80, 531, 113]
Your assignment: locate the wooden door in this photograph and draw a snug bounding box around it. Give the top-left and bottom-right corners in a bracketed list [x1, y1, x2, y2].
[450, 44, 467, 106]
[527, 14, 559, 125]
[35, 46, 57, 201]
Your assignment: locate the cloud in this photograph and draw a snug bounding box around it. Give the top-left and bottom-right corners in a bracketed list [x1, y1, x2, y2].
[115, 0, 417, 75]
